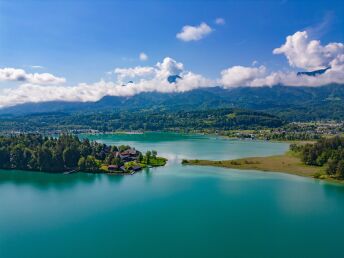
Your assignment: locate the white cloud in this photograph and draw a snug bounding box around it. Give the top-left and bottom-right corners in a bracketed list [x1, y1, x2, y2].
[250, 68, 344, 87]
[114, 66, 155, 81]
[156, 57, 184, 79]
[139, 52, 148, 61]
[176, 22, 212, 42]
[113, 57, 184, 83]
[219, 31, 344, 88]
[220, 66, 267, 88]
[220, 57, 344, 88]
[273, 31, 344, 71]
[215, 18, 225, 25]
[0, 68, 66, 85]
[0, 57, 213, 108]
[30, 65, 44, 69]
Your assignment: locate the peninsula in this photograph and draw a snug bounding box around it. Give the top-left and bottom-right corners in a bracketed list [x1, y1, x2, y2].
[182, 136, 344, 182]
[0, 134, 167, 174]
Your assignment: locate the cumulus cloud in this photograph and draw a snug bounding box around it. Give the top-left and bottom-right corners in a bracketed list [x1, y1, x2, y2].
[0, 57, 213, 108]
[0, 68, 66, 85]
[155, 57, 184, 79]
[250, 68, 344, 87]
[273, 31, 344, 71]
[139, 52, 148, 61]
[114, 66, 155, 81]
[220, 66, 267, 88]
[215, 18, 225, 25]
[176, 22, 212, 42]
[218, 30, 344, 88]
[220, 54, 344, 88]
[113, 57, 185, 83]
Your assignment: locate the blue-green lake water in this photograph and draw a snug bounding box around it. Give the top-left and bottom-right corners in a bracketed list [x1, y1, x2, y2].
[1, 133, 344, 258]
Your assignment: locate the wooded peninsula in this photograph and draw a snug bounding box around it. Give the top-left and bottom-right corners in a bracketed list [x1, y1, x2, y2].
[0, 134, 167, 174]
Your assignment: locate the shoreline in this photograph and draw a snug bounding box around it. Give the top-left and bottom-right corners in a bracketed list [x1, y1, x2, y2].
[2, 129, 322, 145]
[79, 130, 312, 144]
[0, 160, 167, 176]
[182, 152, 344, 184]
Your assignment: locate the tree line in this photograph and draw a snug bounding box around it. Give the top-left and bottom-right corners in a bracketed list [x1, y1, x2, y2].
[291, 136, 344, 177]
[0, 108, 284, 133]
[0, 134, 142, 172]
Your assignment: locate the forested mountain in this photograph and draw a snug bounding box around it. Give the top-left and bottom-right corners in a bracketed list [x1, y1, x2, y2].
[1, 84, 344, 121]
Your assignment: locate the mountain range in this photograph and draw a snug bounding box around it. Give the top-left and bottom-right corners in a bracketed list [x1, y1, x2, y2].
[1, 84, 344, 121]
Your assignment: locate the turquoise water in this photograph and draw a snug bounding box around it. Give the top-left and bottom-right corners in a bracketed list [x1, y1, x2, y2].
[1, 132, 344, 258]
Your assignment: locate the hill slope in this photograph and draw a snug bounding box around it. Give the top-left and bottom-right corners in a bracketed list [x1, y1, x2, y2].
[0, 108, 284, 133]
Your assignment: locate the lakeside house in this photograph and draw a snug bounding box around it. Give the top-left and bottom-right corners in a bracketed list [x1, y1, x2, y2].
[117, 148, 140, 162]
[108, 148, 142, 173]
[108, 165, 118, 172]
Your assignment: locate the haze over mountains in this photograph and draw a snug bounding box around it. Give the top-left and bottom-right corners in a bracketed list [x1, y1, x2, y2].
[1, 84, 343, 121]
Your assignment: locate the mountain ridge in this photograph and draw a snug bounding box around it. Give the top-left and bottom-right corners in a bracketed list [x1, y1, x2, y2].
[1, 84, 344, 121]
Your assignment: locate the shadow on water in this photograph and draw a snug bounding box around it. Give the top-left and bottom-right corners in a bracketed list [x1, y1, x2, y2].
[320, 180, 344, 195]
[0, 170, 125, 190]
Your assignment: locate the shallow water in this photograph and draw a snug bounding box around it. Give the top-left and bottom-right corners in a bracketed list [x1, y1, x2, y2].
[1, 133, 343, 258]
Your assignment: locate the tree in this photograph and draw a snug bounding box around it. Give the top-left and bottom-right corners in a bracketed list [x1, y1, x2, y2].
[119, 145, 130, 152]
[152, 150, 157, 159]
[10, 145, 25, 169]
[84, 156, 99, 171]
[138, 152, 143, 163]
[37, 148, 53, 171]
[326, 159, 337, 175]
[145, 151, 151, 164]
[336, 160, 344, 178]
[51, 151, 65, 172]
[111, 145, 118, 152]
[113, 157, 123, 167]
[104, 153, 114, 165]
[79, 139, 92, 157]
[63, 147, 80, 168]
[78, 157, 86, 171]
[0, 147, 10, 168]
[22, 148, 33, 169]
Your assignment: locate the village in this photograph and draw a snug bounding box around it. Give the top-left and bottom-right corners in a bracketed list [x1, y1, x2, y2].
[225, 121, 344, 141]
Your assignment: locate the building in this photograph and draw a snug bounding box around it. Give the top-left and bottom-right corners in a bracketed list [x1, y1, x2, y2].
[108, 165, 118, 172]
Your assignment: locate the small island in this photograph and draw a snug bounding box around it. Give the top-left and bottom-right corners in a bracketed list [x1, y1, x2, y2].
[0, 134, 167, 174]
[182, 136, 344, 182]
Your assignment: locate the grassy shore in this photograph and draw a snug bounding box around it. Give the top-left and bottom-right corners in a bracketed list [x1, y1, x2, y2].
[182, 152, 343, 183]
[144, 157, 168, 167]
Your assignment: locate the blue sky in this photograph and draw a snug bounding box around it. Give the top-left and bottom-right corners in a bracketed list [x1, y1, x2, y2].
[0, 0, 344, 107]
[1, 0, 343, 83]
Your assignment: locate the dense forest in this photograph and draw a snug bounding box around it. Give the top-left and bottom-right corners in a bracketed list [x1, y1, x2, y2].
[0, 134, 163, 173]
[0, 108, 284, 133]
[291, 136, 344, 177]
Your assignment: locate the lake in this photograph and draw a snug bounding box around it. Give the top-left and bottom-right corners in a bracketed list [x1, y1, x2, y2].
[1, 132, 344, 258]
